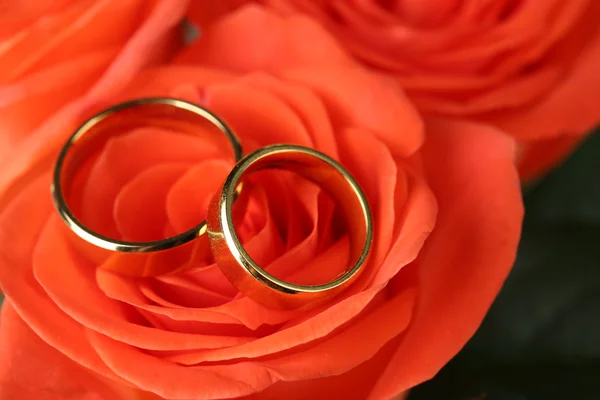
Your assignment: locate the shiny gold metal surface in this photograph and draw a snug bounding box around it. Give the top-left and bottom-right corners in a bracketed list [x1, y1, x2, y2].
[207, 144, 373, 309]
[51, 97, 243, 276]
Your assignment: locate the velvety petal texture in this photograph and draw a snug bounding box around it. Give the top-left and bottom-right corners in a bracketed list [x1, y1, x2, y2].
[0, 301, 144, 400]
[201, 1, 600, 179]
[0, 0, 190, 166]
[0, 5, 523, 400]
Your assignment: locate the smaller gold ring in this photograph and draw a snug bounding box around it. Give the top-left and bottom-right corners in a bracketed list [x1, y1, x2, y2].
[51, 97, 243, 276]
[207, 144, 373, 309]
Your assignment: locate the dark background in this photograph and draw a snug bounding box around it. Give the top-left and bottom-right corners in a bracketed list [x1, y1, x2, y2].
[410, 130, 600, 400]
[0, 131, 598, 400]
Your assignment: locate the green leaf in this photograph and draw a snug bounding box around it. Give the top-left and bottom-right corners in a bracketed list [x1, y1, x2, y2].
[409, 131, 600, 400]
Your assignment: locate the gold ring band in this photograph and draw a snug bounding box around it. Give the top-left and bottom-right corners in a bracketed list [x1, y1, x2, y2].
[51, 97, 243, 276]
[207, 144, 373, 309]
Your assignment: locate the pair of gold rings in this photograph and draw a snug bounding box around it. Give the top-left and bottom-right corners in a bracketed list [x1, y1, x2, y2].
[51, 98, 373, 309]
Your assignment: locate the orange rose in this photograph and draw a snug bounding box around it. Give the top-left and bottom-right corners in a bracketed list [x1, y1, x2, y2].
[191, 1, 600, 179]
[0, 6, 523, 400]
[0, 0, 190, 165]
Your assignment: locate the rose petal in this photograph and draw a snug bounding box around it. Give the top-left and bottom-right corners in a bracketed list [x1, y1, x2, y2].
[89, 330, 275, 399]
[283, 65, 424, 156]
[371, 163, 438, 286]
[114, 163, 190, 241]
[80, 127, 224, 239]
[86, 0, 190, 100]
[242, 338, 405, 400]
[487, 5, 600, 140]
[165, 159, 232, 233]
[117, 65, 235, 100]
[186, 0, 247, 27]
[143, 276, 232, 309]
[207, 79, 314, 150]
[164, 240, 372, 365]
[0, 176, 126, 383]
[490, 2, 588, 77]
[0, 301, 135, 400]
[0, 49, 118, 163]
[518, 134, 584, 180]
[33, 217, 255, 350]
[369, 118, 523, 399]
[0, 0, 189, 165]
[254, 177, 334, 284]
[337, 127, 398, 271]
[411, 65, 562, 114]
[396, 0, 460, 27]
[87, 289, 415, 399]
[0, 0, 144, 82]
[236, 73, 339, 157]
[97, 269, 236, 320]
[222, 287, 410, 381]
[0, 1, 73, 37]
[177, 4, 352, 70]
[280, 237, 349, 287]
[0, 0, 188, 202]
[333, 127, 437, 288]
[98, 269, 234, 324]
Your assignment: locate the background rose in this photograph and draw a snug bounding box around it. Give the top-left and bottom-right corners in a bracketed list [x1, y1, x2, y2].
[0, 6, 523, 400]
[190, 1, 600, 179]
[0, 0, 189, 166]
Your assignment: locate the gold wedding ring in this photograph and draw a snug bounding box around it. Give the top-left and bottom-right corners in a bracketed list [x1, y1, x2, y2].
[52, 98, 373, 308]
[51, 98, 243, 277]
[207, 145, 373, 309]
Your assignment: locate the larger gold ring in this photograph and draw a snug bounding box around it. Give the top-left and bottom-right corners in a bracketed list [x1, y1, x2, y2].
[207, 144, 373, 309]
[51, 98, 243, 277]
